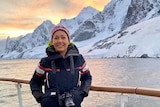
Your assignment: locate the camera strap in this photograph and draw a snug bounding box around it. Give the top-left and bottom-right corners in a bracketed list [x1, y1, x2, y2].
[51, 60, 56, 74]
[51, 60, 63, 106]
[51, 56, 77, 106]
[51, 55, 78, 90]
[51, 60, 59, 92]
[51, 56, 75, 91]
[70, 56, 75, 75]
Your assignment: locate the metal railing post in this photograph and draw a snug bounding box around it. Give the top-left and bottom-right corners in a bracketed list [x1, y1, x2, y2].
[16, 83, 23, 107]
[120, 93, 128, 107]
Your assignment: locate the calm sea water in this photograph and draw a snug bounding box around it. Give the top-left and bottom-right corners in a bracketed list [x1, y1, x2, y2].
[0, 58, 160, 107]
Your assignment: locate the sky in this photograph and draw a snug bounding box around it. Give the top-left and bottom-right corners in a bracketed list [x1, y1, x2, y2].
[0, 0, 110, 39]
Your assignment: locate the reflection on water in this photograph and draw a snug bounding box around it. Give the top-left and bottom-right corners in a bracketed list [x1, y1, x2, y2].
[1, 58, 160, 107]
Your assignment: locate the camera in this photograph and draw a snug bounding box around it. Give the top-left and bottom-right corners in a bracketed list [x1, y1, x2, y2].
[65, 92, 75, 107]
[58, 92, 75, 107]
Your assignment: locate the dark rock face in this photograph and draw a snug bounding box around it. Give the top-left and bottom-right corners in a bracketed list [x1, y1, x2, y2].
[140, 54, 149, 58]
[122, 0, 157, 30]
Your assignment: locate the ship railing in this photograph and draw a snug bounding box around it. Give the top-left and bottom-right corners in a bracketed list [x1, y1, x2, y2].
[0, 78, 160, 107]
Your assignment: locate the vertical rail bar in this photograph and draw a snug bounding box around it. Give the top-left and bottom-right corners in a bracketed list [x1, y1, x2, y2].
[16, 83, 23, 107]
[120, 93, 128, 107]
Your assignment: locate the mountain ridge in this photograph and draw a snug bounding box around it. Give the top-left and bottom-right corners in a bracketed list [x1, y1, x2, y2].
[1, 0, 160, 59]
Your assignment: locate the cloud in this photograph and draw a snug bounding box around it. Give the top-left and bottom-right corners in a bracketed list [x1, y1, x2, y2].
[0, 0, 110, 37]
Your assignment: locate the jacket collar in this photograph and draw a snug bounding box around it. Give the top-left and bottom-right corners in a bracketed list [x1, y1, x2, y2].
[46, 44, 80, 58]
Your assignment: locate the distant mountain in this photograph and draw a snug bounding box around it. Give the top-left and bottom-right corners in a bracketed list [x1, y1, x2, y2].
[2, 20, 54, 59]
[60, 6, 99, 34]
[0, 39, 6, 54]
[1, 0, 160, 59]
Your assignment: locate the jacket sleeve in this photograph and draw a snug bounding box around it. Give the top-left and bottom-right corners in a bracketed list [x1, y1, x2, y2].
[79, 55, 92, 97]
[30, 71, 44, 103]
[30, 59, 46, 103]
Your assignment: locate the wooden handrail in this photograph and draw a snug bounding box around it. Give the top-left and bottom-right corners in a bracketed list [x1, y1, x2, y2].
[0, 78, 160, 97]
[0, 78, 29, 84]
[90, 86, 160, 97]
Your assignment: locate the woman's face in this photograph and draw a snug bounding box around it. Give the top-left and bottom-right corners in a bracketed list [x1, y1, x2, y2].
[52, 30, 69, 56]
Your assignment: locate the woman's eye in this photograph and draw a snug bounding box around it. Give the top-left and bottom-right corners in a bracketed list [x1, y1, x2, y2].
[54, 37, 58, 39]
[62, 37, 66, 39]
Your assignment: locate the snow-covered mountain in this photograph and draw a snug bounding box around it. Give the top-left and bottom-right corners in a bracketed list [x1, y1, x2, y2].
[1, 0, 160, 59]
[60, 6, 99, 35]
[2, 20, 54, 59]
[85, 16, 160, 58]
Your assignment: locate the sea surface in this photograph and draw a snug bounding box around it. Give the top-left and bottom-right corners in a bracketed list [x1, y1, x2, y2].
[0, 58, 160, 107]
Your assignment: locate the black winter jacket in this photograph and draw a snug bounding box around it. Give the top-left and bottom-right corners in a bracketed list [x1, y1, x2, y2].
[30, 44, 92, 103]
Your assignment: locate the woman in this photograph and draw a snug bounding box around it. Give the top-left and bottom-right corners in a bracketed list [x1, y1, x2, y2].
[30, 25, 92, 107]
